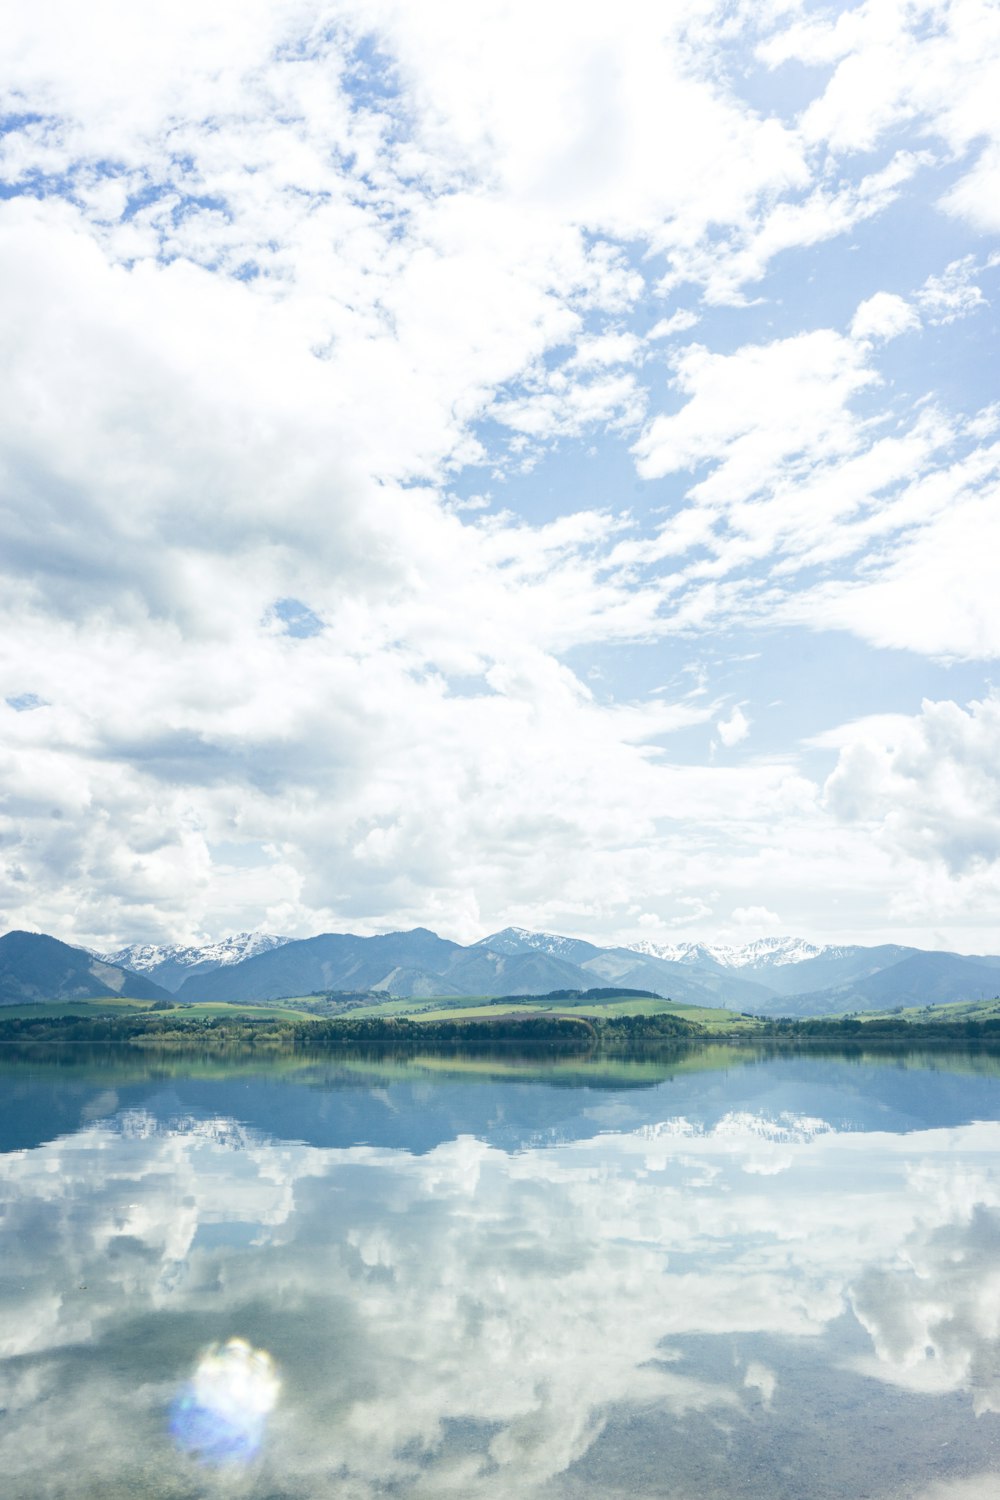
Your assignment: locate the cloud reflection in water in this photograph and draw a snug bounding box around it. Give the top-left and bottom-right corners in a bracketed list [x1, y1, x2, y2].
[3, 1059, 1000, 1499]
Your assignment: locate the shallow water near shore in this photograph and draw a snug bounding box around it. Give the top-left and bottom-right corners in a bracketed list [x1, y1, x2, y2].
[3, 1042, 1000, 1499]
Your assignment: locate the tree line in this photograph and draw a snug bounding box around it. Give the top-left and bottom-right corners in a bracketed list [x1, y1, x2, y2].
[1, 1007, 999, 1048]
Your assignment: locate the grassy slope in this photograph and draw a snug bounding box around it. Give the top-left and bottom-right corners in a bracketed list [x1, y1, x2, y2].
[21, 989, 1000, 1034]
[0, 998, 156, 1019]
[0, 997, 323, 1023]
[274, 991, 1000, 1031]
[0, 990, 760, 1033]
[339, 992, 761, 1032]
[857, 995, 1000, 1025]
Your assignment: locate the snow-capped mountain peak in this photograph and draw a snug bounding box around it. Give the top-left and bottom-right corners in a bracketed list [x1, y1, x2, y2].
[627, 936, 825, 969]
[476, 926, 588, 959]
[180, 932, 290, 967]
[103, 932, 289, 975]
[713, 937, 825, 968]
[627, 940, 716, 966]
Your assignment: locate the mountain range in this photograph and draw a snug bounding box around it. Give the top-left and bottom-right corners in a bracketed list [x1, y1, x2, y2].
[2, 925, 999, 1017]
[103, 924, 1000, 1015]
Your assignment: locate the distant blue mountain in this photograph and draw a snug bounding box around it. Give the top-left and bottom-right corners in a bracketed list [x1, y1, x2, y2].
[0, 931, 173, 1005]
[771, 950, 1000, 1018]
[161, 926, 1000, 1015]
[171, 925, 777, 1007]
[5, 924, 998, 1016]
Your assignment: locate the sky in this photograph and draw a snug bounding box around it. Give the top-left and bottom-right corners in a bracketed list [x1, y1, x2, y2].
[1, 0, 999, 955]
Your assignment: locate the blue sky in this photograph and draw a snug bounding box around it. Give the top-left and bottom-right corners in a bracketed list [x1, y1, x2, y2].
[1, 0, 999, 952]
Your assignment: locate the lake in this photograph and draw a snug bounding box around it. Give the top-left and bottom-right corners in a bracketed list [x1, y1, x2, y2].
[2, 1042, 1000, 1499]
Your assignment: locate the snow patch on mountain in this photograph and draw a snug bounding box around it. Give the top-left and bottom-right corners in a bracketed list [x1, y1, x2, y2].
[103, 932, 289, 974]
[628, 936, 826, 969]
[476, 926, 587, 959]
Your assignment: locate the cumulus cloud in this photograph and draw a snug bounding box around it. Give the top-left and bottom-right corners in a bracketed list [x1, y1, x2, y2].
[634, 328, 880, 491]
[731, 905, 780, 929]
[824, 694, 1000, 871]
[716, 705, 751, 747]
[850, 291, 920, 342]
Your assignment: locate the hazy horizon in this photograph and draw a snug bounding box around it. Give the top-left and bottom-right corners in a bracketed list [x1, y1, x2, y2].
[8, 920, 1000, 967]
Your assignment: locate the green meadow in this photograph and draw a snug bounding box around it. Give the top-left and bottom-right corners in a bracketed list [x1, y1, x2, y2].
[11, 989, 1000, 1039]
[407, 995, 761, 1031]
[857, 996, 1000, 1025]
[0, 998, 156, 1020]
[0, 996, 328, 1024]
[0, 989, 761, 1036]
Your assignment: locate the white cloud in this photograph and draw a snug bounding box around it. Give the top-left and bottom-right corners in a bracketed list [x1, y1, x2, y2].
[664, 150, 928, 305]
[798, 438, 1000, 659]
[567, 330, 642, 369]
[917, 255, 990, 325]
[824, 693, 1000, 872]
[716, 705, 751, 747]
[0, 0, 996, 948]
[850, 291, 920, 342]
[761, 0, 1000, 203]
[625, 285, 997, 675]
[731, 904, 780, 928]
[941, 143, 1000, 231]
[648, 309, 700, 339]
[634, 328, 879, 492]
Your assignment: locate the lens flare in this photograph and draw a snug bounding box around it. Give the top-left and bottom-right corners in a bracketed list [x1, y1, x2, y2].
[170, 1337, 279, 1464]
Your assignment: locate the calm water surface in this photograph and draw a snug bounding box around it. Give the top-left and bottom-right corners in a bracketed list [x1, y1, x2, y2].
[3, 1043, 1000, 1500]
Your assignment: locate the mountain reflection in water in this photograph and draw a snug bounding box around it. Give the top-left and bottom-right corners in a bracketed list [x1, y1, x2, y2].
[1, 1044, 1000, 1500]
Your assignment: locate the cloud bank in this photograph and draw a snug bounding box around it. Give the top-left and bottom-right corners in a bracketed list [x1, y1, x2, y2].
[1, 0, 998, 949]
